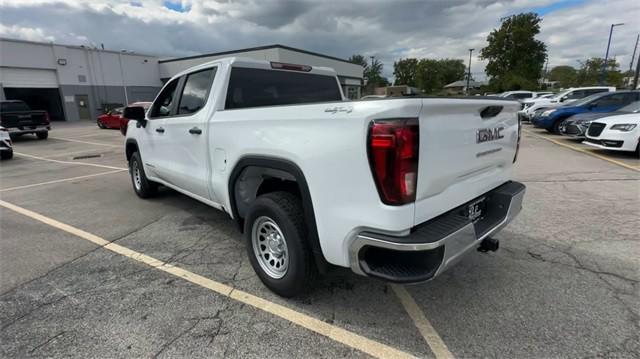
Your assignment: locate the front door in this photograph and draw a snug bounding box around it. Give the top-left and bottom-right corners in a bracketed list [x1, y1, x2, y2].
[159, 67, 217, 201]
[75, 95, 91, 121]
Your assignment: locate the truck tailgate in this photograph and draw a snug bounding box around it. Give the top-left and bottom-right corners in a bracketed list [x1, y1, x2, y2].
[414, 98, 520, 225]
[0, 111, 48, 128]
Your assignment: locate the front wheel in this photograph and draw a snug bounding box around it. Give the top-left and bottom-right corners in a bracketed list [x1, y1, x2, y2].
[552, 119, 564, 134]
[0, 150, 12, 160]
[244, 191, 317, 297]
[36, 131, 48, 140]
[129, 152, 158, 198]
[97, 120, 106, 129]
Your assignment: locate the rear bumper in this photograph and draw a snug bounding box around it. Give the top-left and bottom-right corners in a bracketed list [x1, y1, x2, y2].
[348, 181, 525, 283]
[8, 125, 50, 135]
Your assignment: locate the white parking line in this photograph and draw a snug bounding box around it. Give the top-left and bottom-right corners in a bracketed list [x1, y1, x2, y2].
[49, 136, 120, 148]
[0, 169, 126, 192]
[392, 284, 455, 359]
[0, 199, 417, 359]
[14, 152, 126, 170]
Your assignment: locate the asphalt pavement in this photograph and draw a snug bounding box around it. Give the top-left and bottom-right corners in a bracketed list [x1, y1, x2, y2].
[0, 121, 638, 358]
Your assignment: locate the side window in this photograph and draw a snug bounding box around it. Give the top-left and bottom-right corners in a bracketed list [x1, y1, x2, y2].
[514, 93, 533, 99]
[566, 90, 584, 100]
[178, 68, 216, 115]
[593, 93, 626, 107]
[149, 78, 180, 118]
[586, 89, 606, 96]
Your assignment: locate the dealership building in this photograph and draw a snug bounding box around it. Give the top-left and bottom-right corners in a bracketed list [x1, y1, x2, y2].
[0, 38, 364, 122]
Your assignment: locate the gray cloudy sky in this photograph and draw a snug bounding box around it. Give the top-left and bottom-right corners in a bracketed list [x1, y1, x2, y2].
[1, 0, 638, 80]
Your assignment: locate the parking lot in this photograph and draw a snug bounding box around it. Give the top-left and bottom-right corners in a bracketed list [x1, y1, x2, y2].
[1, 122, 638, 358]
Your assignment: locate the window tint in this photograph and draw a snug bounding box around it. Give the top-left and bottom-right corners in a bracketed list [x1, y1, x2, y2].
[225, 67, 342, 109]
[513, 93, 533, 99]
[1, 101, 30, 112]
[149, 78, 180, 118]
[585, 89, 607, 95]
[566, 90, 585, 100]
[593, 93, 628, 107]
[178, 68, 216, 115]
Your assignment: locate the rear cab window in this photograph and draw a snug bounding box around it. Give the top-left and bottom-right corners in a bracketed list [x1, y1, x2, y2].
[225, 67, 342, 109]
[1, 101, 31, 112]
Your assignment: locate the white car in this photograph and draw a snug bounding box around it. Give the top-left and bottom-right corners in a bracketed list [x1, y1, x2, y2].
[583, 113, 640, 156]
[498, 91, 537, 100]
[123, 57, 525, 296]
[0, 126, 13, 160]
[519, 87, 616, 121]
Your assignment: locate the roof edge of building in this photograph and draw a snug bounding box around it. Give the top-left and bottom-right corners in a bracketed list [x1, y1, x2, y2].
[0, 37, 158, 58]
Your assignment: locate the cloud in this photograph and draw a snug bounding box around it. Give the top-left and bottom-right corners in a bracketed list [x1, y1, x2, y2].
[0, 0, 637, 80]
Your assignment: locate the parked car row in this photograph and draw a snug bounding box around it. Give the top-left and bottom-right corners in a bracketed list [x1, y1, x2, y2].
[519, 88, 640, 156]
[519, 87, 616, 122]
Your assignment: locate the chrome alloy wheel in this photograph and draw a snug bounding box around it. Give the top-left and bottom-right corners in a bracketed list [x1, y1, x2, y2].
[132, 160, 142, 191]
[251, 216, 289, 279]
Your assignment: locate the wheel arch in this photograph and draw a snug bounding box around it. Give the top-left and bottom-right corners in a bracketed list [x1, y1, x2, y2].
[228, 156, 328, 271]
[125, 139, 138, 162]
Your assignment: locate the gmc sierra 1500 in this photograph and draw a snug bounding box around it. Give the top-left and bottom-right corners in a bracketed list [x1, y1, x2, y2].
[123, 57, 525, 297]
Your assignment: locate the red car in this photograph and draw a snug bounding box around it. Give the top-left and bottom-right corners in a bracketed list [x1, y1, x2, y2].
[97, 102, 151, 130]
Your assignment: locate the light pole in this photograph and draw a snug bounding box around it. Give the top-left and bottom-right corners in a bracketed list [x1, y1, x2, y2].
[466, 49, 474, 95]
[600, 23, 624, 85]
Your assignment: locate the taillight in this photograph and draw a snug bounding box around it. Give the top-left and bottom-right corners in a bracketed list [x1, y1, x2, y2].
[44, 112, 50, 124]
[368, 118, 419, 205]
[513, 116, 521, 163]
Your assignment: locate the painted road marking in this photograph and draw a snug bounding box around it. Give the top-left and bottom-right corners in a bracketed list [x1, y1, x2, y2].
[49, 136, 120, 148]
[0, 199, 416, 359]
[14, 152, 126, 171]
[524, 130, 640, 172]
[0, 169, 126, 192]
[392, 285, 455, 359]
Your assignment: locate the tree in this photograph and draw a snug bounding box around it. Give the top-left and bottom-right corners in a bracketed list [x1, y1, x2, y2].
[347, 54, 368, 68]
[393, 58, 418, 86]
[547, 65, 577, 88]
[415, 58, 466, 94]
[575, 57, 624, 87]
[480, 12, 547, 91]
[348, 54, 389, 94]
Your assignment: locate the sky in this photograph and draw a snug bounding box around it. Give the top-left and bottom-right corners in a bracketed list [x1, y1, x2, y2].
[0, 0, 638, 81]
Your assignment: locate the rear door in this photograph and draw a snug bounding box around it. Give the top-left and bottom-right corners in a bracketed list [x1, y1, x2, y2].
[414, 98, 521, 224]
[157, 66, 217, 201]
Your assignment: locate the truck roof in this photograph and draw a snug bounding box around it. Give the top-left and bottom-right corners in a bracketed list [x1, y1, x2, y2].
[171, 57, 339, 80]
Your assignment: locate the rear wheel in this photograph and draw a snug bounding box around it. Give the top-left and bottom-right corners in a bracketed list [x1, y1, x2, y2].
[244, 191, 317, 297]
[97, 120, 106, 129]
[129, 152, 158, 198]
[36, 131, 48, 140]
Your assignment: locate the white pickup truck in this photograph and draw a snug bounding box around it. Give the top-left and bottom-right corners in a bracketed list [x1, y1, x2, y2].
[123, 57, 526, 297]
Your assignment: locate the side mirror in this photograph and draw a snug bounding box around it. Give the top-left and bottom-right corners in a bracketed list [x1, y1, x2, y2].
[123, 106, 146, 127]
[560, 96, 567, 102]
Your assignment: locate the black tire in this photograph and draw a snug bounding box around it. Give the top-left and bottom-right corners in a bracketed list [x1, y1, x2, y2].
[129, 152, 158, 198]
[636, 142, 640, 159]
[244, 191, 317, 297]
[36, 131, 48, 140]
[551, 118, 566, 134]
[97, 120, 106, 129]
[0, 150, 12, 160]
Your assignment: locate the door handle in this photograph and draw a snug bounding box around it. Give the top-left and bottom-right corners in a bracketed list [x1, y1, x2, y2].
[189, 127, 202, 135]
[155, 127, 165, 133]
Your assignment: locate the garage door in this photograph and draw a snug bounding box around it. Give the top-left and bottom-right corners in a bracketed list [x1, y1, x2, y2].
[0, 67, 58, 88]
